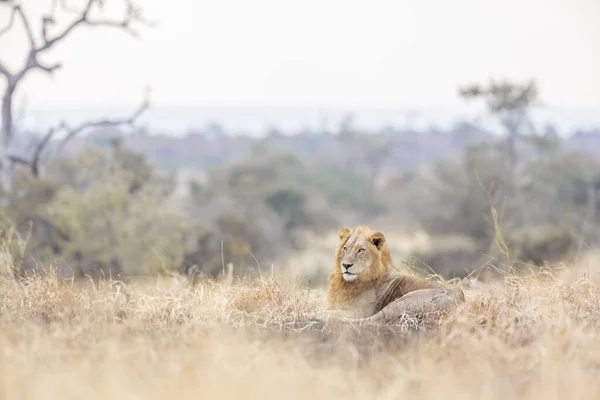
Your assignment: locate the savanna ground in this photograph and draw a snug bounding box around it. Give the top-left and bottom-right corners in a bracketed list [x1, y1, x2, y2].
[2, 239, 600, 400]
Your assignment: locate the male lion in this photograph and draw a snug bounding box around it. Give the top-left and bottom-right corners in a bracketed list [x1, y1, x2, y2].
[328, 225, 465, 322]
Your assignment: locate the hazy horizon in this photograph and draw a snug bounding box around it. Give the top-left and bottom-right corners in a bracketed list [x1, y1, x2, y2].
[16, 104, 600, 137]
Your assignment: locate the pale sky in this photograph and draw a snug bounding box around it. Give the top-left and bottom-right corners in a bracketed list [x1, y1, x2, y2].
[1, 0, 600, 111]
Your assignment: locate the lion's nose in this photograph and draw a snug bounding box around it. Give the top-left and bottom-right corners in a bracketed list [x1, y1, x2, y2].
[342, 263, 354, 271]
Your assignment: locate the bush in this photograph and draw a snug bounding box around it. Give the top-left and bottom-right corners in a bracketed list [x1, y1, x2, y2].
[1, 139, 186, 279]
[401, 142, 600, 277]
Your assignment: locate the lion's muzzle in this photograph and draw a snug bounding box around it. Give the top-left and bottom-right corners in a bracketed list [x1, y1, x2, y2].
[341, 263, 357, 282]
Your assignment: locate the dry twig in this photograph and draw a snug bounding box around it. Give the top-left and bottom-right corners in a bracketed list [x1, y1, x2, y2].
[0, 0, 152, 176]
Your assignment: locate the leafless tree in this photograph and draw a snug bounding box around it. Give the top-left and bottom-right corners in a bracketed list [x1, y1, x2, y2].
[0, 0, 152, 177]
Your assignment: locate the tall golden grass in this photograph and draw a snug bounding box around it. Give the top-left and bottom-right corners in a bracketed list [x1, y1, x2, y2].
[1, 250, 600, 399]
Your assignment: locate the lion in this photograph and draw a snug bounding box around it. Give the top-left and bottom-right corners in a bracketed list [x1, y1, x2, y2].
[327, 225, 465, 322]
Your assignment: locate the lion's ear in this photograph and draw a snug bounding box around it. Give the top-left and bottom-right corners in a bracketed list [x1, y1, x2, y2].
[338, 228, 352, 241]
[369, 232, 386, 250]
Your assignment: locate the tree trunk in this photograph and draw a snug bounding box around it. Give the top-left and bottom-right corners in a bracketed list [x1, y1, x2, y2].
[1, 83, 15, 147]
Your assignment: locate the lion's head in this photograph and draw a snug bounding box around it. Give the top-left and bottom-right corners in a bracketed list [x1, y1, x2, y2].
[332, 225, 391, 284]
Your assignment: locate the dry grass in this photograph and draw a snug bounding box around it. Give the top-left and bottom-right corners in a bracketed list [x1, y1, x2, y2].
[1, 255, 600, 399]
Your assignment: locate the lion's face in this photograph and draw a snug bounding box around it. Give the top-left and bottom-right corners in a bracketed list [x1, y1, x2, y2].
[337, 226, 386, 283]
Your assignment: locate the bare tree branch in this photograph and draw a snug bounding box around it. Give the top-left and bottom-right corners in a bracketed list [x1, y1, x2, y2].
[58, 99, 149, 150]
[0, 5, 36, 46]
[31, 127, 59, 176]
[0, 4, 17, 39]
[41, 15, 55, 43]
[39, 0, 152, 51]
[5, 154, 31, 168]
[0, 63, 11, 79]
[0, 4, 17, 78]
[85, 18, 138, 37]
[15, 5, 36, 48]
[0, 0, 151, 149]
[37, 0, 95, 51]
[3, 127, 57, 177]
[36, 60, 62, 74]
[2, 94, 149, 178]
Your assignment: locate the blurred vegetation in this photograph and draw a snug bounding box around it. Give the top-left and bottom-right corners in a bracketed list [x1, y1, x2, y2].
[181, 147, 383, 278]
[2, 81, 600, 283]
[404, 139, 593, 278]
[397, 79, 600, 277]
[1, 0, 599, 284]
[1, 138, 186, 279]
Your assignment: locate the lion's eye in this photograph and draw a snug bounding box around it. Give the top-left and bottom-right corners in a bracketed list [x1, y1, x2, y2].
[343, 246, 348, 252]
[357, 249, 365, 254]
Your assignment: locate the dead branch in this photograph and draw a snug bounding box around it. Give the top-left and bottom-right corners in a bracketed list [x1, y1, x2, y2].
[0, 4, 18, 39]
[0, 63, 10, 79]
[2, 95, 148, 178]
[4, 154, 31, 168]
[39, 0, 152, 51]
[57, 98, 149, 150]
[0, 0, 152, 146]
[35, 60, 62, 74]
[3, 127, 57, 177]
[31, 127, 58, 176]
[37, 1, 100, 51]
[16, 5, 36, 48]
